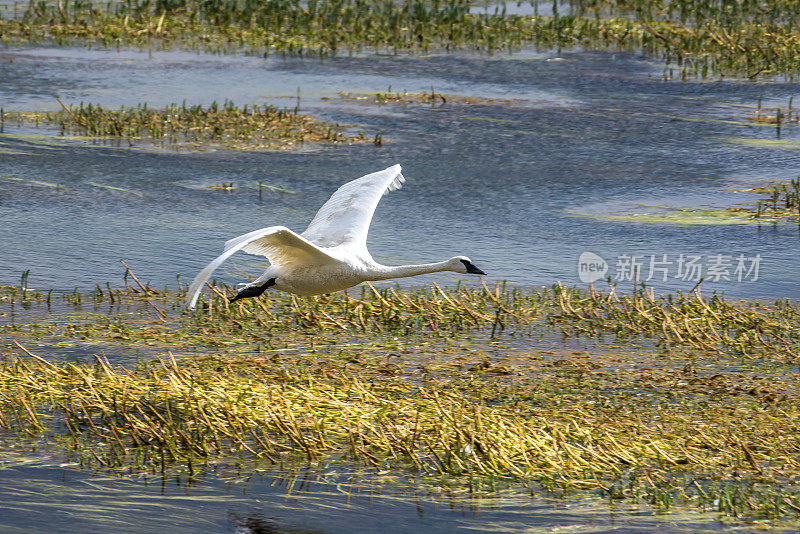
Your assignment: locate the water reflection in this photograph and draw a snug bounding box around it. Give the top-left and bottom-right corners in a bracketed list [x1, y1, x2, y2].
[0, 458, 766, 533]
[228, 512, 326, 534]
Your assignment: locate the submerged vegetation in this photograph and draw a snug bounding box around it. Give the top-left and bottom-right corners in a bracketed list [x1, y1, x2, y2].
[749, 97, 800, 126]
[2, 280, 800, 523]
[572, 205, 760, 226]
[739, 178, 800, 223]
[1, 0, 800, 78]
[573, 176, 800, 226]
[337, 89, 526, 107]
[2, 100, 369, 150]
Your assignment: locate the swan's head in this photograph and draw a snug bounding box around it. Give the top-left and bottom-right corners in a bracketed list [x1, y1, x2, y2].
[451, 256, 486, 276]
[229, 277, 276, 303]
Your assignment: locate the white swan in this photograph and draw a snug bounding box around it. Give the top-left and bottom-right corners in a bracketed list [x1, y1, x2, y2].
[186, 164, 486, 308]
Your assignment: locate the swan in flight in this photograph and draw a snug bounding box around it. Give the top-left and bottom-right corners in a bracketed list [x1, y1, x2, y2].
[186, 164, 486, 308]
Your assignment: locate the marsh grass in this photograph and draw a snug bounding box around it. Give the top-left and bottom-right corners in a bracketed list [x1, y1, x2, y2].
[4, 279, 800, 360]
[2, 0, 800, 78]
[1, 351, 799, 500]
[4, 100, 367, 150]
[2, 280, 800, 520]
[547, 282, 800, 360]
[337, 89, 527, 107]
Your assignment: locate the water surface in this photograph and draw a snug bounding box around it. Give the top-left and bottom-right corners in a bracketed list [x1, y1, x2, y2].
[2, 47, 800, 298]
[1, 457, 775, 534]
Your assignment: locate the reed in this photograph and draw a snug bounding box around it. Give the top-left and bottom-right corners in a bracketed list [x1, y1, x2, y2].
[739, 178, 800, 223]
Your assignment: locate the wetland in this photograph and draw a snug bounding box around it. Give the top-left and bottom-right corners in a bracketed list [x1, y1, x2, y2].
[2, 283, 800, 531]
[2, 0, 800, 532]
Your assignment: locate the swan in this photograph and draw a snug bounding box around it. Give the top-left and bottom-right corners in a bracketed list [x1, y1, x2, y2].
[186, 164, 486, 308]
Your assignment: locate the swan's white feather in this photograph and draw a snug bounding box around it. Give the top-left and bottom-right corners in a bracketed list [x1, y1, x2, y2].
[186, 226, 336, 308]
[301, 164, 404, 249]
[184, 164, 481, 310]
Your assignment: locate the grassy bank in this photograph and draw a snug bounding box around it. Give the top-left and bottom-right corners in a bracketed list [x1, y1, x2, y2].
[2, 1, 800, 79]
[1, 281, 799, 521]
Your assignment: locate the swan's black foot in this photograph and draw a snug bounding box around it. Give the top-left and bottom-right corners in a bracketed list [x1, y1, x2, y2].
[229, 278, 276, 303]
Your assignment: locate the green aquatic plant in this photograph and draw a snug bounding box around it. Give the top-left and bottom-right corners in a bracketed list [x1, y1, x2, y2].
[570, 205, 760, 226]
[747, 178, 800, 222]
[3, 100, 368, 150]
[571, 175, 800, 227]
[719, 178, 800, 223]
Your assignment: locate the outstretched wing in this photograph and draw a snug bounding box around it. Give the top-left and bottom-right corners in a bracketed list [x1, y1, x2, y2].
[301, 164, 405, 250]
[185, 226, 337, 308]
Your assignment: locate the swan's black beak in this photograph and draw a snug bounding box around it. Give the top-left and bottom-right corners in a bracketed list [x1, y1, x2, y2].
[229, 278, 276, 303]
[461, 260, 486, 276]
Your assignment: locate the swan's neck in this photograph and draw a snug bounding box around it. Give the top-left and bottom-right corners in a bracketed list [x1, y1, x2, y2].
[369, 260, 452, 281]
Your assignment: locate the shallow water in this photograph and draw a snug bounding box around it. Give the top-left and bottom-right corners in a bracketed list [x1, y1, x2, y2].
[1, 457, 780, 534]
[2, 47, 800, 298]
